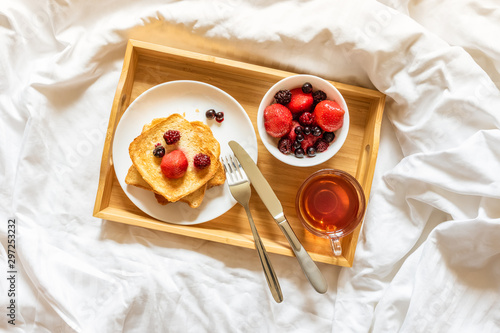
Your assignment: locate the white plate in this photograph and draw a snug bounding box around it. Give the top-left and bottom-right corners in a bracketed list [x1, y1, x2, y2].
[112, 81, 258, 225]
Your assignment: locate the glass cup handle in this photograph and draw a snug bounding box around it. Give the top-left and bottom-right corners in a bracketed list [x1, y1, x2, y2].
[329, 235, 342, 256]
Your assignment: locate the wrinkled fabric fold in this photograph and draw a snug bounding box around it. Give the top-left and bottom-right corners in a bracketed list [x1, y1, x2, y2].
[1, 0, 499, 332]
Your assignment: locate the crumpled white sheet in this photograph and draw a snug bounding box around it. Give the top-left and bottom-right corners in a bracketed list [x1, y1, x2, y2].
[1, 0, 499, 332]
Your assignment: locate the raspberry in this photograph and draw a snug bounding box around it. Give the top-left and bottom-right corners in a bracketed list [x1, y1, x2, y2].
[163, 130, 180, 145]
[312, 90, 327, 104]
[193, 153, 211, 169]
[153, 145, 165, 158]
[315, 139, 329, 152]
[278, 137, 292, 154]
[274, 90, 292, 105]
[299, 112, 315, 126]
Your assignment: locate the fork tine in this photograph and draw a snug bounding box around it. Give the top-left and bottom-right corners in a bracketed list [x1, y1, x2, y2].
[227, 155, 248, 182]
[227, 155, 237, 175]
[222, 156, 234, 183]
[229, 155, 243, 179]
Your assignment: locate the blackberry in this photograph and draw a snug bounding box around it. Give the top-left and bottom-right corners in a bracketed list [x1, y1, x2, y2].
[306, 147, 316, 157]
[294, 148, 305, 158]
[215, 111, 224, 123]
[315, 139, 329, 152]
[302, 82, 313, 94]
[278, 137, 292, 155]
[153, 145, 165, 158]
[193, 153, 211, 169]
[274, 89, 292, 105]
[312, 90, 327, 104]
[163, 130, 180, 145]
[205, 109, 216, 119]
[322, 132, 335, 143]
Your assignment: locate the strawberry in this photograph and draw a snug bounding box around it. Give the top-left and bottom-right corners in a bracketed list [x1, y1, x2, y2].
[313, 100, 345, 132]
[264, 104, 293, 138]
[287, 88, 313, 114]
[161, 150, 188, 179]
[288, 120, 301, 142]
[300, 133, 320, 151]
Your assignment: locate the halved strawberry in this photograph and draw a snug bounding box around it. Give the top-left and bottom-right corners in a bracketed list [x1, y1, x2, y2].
[287, 88, 313, 114]
[300, 133, 321, 151]
[288, 120, 301, 142]
[313, 100, 345, 132]
[161, 150, 188, 179]
[264, 104, 293, 138]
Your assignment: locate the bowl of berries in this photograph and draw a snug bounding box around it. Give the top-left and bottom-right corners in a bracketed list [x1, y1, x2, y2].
[257, 74, 349, 167]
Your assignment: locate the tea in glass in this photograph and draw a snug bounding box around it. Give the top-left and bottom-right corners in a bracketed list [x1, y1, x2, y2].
[296, 169, 366, 256]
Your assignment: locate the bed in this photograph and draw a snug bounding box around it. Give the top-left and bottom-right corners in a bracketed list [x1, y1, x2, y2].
[1, 0, 499, 332]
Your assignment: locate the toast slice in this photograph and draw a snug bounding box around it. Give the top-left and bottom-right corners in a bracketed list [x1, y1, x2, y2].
[125, 164, 208, 208]
[126, 119, 224, 207]
[126, 161, 225, 203]
[127, 114, 223, 206]
[153, 162, 225, 207]
[127, 119, 210, 207]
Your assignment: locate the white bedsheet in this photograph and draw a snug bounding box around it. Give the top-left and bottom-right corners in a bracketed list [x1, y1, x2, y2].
[1, 0, 499, 332]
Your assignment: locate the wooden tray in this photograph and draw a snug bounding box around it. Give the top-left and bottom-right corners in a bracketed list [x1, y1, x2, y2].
[94, 40, 385, 267]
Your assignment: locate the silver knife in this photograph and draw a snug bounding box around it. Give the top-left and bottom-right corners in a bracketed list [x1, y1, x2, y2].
[229, 140, 328, 294]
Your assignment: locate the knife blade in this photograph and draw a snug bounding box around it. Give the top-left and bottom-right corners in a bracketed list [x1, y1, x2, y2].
[229, 140, 328, 294]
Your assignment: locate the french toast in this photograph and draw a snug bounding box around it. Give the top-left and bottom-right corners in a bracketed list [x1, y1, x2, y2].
[126, 114, 224, 206]
[126, 161, 225, 207]
[153, 163, 225, 207]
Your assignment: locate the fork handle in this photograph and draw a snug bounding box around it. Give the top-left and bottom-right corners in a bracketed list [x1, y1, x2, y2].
[244, 207, 283, 303]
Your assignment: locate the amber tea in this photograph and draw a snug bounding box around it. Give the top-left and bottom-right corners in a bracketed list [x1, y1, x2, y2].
[296, 169, 366, 256]
[298, 173, 360, 232]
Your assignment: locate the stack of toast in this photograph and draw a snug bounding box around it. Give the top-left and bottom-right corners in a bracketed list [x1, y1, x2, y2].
[125, 113, 225, 208]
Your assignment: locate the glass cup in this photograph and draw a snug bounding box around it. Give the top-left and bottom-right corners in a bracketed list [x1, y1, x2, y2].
[295, 169, 366, 256]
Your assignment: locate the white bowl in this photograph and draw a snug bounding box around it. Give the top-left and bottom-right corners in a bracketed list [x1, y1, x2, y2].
[257, 74, 349, 167]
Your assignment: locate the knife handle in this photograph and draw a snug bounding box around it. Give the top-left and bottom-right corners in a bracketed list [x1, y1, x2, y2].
[278, 219, 328, 294]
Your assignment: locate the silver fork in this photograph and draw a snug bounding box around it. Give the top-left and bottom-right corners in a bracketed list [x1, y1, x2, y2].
[222, 155, 283, 303]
